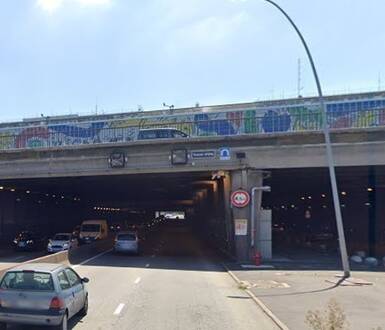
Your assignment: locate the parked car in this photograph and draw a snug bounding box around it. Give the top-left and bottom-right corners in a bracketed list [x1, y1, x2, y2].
[13, 231, 47, 251]
[47, 233, 78, 253]
[137, 128, 188, 140]
[113, 231, 139, 254]
[78, 219, 108, 244]
[0, 263, 89, 330]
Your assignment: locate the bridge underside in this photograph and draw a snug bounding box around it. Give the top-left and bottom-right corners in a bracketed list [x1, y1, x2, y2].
[0, 165, 384, 262]
[0, 129, 385, 262]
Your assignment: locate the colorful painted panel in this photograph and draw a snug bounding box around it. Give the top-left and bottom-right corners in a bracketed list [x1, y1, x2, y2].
[0, 96, 384, 150]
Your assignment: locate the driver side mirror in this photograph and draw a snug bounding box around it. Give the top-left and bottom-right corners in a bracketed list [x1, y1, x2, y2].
[82, 277, 90, 283]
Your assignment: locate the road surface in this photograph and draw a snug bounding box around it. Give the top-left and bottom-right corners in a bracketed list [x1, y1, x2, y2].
[8, 225, 279, 330]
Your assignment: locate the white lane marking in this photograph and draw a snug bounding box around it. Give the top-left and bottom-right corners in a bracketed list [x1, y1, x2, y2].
[145, 263, 150, 268]
[113, 303, 125, 316]
[73, 249, 112, 269]
[134, 277, 141, 284]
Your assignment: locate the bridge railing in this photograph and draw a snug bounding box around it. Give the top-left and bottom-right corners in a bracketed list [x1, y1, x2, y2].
[0, 108, 384, 150]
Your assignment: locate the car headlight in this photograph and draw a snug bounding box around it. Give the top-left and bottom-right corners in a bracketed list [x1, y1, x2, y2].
[26, 240, 34, 244]
[63, 243, 69, 248]
[13, 239, 18, 244]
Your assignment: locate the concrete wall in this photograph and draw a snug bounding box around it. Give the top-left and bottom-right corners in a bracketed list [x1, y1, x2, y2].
[0, 128, 384, 180]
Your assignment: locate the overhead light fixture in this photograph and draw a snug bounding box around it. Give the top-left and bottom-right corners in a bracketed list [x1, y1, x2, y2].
[10, 188, 15, 192]
[321, 194, 326, 198]
[26, 190, 30, 194]
[0, 186, 4, 190]
[171, 149, 188, 165]
[367, 188, 373, 192]
[341, 191, 347, 196]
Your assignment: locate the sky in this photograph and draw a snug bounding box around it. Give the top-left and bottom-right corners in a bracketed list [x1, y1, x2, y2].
[0, 0, 384, 121]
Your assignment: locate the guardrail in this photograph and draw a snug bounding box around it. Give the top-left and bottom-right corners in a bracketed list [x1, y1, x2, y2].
[0, 108, 384, 151]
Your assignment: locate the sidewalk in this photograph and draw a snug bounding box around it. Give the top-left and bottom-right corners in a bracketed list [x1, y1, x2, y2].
[226, 263, 385, 330]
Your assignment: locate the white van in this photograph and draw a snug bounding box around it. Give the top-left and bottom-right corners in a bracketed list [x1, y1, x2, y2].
[79, 220, 108, 244]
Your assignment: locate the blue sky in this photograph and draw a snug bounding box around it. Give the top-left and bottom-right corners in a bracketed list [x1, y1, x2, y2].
[0, 0, 384, 121]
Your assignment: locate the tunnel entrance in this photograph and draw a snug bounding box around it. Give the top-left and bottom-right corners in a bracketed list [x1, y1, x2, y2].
[0, 172, 231, 259]
[263, 166, 385, 260]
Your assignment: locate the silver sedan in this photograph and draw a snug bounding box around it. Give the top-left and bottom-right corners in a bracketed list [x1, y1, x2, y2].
[114, 231, 139, 254]
[0, 263, 89, 330]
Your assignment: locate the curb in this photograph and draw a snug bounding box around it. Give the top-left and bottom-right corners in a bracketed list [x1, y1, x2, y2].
[223, 263, 290, 330]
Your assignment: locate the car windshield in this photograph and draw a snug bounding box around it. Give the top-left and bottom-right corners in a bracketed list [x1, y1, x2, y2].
[138, 130, 157, 139]
[81, 224, 101, 232]
[53, 234, 71, 241]
[117, 233, 136, 241]
[0, 271, 54, 291]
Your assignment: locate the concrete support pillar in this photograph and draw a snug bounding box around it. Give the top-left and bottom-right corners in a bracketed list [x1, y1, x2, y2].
[222, 173, 233, 255]
[0, 192, 17, 239]
[230, 169, 264, 262]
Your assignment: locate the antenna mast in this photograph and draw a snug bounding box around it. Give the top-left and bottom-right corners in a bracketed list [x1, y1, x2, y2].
[297, 58, 303, 97]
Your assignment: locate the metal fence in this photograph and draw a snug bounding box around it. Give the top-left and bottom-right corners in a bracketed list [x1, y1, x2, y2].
[0, 108, 384, 151]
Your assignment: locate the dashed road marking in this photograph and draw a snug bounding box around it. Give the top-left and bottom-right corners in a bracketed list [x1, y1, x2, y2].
[134, 277, 141, 284]
[11, 256, 26, 262]
[113, 303, 125, 316]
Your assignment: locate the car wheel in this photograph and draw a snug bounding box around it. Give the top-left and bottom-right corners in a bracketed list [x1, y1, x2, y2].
[56, 312, 68, 330]
[79, 295, 88, 316]
[0, 322, 7, 330]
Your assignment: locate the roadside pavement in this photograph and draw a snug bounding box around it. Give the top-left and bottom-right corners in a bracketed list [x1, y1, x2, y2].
[225, 264, 385, 330]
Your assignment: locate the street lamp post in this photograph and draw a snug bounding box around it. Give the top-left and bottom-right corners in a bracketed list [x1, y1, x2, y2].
[263, 0, 350, 277]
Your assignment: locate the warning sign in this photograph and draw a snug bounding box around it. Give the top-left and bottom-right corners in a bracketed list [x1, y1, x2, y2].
[231, 190, 250, 208]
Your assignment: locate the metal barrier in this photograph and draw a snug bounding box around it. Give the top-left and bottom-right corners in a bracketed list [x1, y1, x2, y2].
[0, 108, 384, 150]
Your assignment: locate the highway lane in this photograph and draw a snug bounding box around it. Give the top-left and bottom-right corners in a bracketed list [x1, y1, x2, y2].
[7, 225, 279, 330]
[68, 226, 279, 330]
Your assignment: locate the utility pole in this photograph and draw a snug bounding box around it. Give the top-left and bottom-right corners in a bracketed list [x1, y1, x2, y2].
[263, 0, 351, 278]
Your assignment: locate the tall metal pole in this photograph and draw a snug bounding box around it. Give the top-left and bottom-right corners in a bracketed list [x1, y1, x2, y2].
[263, 0, 350, 277]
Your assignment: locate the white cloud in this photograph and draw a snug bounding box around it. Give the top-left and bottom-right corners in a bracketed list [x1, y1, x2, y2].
[37, 0, 112, 14]
[37, 0, 64, 14]
[76, 0, 112, 7]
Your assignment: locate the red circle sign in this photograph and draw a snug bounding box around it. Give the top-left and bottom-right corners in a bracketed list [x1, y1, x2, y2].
[231, 190, 250, 208]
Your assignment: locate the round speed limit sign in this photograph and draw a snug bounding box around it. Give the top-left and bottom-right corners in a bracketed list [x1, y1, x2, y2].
[231, 190, 250, 208]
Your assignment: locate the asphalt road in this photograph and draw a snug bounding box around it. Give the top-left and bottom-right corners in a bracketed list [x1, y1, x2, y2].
[8, 225, 279, 330]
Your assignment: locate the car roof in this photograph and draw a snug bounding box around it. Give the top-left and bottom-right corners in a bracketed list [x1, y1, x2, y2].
[54, 233, 71, 236]
[8, 263, 65, 273]
[139, 128, 178, 132]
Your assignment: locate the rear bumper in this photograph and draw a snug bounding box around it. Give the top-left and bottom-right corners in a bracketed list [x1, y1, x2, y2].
[114, 245, 138, 253]
[47, 246, 68, 253]
[0, 309, 64, 326]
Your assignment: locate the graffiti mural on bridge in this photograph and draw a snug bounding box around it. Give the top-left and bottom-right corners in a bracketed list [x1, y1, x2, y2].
[0, 95, 385, 149]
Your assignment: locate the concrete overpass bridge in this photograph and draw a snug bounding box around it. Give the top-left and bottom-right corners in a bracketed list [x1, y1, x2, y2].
[0, 91, 385, 262]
